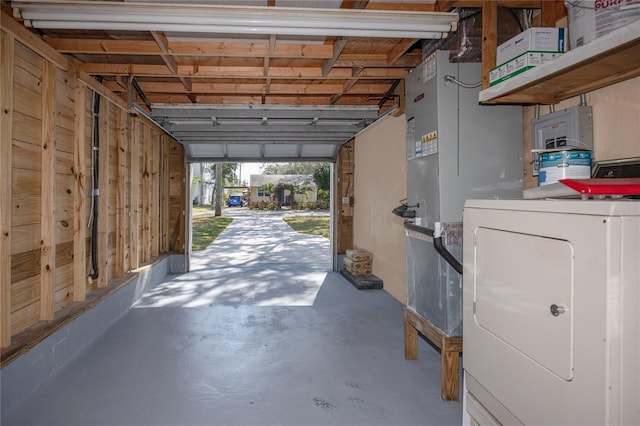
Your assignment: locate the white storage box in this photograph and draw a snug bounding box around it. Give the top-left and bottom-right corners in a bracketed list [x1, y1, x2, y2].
[490, 51, 564, 86]
[566, 0, 640, 48]
[496, 27, 567, 66]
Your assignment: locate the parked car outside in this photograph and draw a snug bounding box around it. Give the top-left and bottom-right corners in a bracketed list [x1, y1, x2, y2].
[227, 194, 244, 207]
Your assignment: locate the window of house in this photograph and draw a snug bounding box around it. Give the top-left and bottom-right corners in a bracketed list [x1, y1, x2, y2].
[258, 190, 264, 196]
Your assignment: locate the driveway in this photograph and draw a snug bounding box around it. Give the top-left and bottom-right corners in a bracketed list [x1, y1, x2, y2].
[138, 209, 331, 307]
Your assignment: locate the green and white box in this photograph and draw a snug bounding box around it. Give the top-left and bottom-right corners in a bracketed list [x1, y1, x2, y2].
[496, 27, 567, 66]
[490, 51, 565, 86]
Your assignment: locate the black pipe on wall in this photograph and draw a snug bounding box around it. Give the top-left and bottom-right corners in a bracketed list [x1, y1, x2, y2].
[88, 88, 101, 280]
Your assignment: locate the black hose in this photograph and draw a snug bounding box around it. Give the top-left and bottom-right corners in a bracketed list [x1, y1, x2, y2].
[404, 222, 463, 275]
[433, 236, 463, 275]
[89, 89, 101, 280]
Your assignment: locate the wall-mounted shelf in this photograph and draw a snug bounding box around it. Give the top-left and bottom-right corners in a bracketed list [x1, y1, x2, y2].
[479, 19, 640, 105]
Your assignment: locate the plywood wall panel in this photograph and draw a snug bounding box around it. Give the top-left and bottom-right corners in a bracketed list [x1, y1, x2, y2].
[353, 113, 407, 303]
[11, 224, 40, 256]
[12, 168, 41, 196]
[14, 42, 43, 78]
[55, 173, 73, 197]
[12, 112, 42, 146]
[11, 275, 40, 315]
[55, 69, 75, 133]
[11, 302, 39, 335]
[56, 150, 74, 176]
[55, 263, 73, 287]
[55, 221, 73, 246]
[13, 85, 42, 120]
[11, 249, 40, 286]
[11, 197, 41, 227]
[13, 63, 42, 95]
[54, 282, 73, 312]
[55, 127, 74, 155]
[55, 240, 73, 268]
[12, 139, 42, 171]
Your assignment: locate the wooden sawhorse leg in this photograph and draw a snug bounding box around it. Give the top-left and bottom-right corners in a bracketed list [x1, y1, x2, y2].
[403, 307, 463, 401]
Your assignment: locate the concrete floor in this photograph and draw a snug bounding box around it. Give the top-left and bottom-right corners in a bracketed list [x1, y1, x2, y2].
[2, 209, 462, 426]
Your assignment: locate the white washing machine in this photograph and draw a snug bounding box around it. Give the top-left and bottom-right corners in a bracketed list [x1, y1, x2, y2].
[462, 199, 640, 426]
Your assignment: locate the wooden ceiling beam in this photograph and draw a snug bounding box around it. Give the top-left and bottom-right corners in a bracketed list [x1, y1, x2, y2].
[365, 2, 435, 11]
[76, 63, 408, 79]
[104, 80, 391, 96]
[45, 38, 333, 58]
[387, 39, 418, 65]
[144, 93, 380, 106]
[329, 66, 366, 105]
[436, 0, 545, 10]
[334, 53, 422, 69]
[264, 34, 277, 99]
[151, 31, 194, 101]
[322, 38, 349, 77]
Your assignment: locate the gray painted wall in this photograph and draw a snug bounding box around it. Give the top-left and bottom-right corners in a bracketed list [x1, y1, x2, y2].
[1, 255, 182, 416]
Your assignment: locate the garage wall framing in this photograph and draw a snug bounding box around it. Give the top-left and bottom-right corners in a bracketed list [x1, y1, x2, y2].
[0, 24, 188, 363]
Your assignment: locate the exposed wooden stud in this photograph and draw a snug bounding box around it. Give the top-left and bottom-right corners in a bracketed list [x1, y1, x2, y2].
[115, 108, 126, 275]
[162, 136, 170, 253]
[40, 60, 56, 321]
[97, 98, 109, 288]
[75, 68, 128, 111]
[1, 32, 15, 347]
[141, 125, 151, 263]
[150, 129, 160, 258]
[322, 38, 349, 77]
[129, 117, 140, 270]
[1, 11, 69, 70]
[73, 85, 87, 302]
[541, 0, 559, 27]
[481, 0, 498, 90]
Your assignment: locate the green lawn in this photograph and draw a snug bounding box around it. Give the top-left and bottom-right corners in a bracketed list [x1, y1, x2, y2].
[192, 216, 233, 250]
[193, 206, 214, 214]
[283, 216, 329, 239]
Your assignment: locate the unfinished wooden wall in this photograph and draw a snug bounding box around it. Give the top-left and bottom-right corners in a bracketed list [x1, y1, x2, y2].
[0, 26, 187, 352]
[335, 140, 354, 254]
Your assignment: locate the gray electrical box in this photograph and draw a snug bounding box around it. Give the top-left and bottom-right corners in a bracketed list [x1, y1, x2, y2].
[532, 105, 594, 175]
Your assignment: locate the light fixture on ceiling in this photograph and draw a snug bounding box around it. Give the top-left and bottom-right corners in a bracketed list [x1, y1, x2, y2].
[13, 0, 459, 39]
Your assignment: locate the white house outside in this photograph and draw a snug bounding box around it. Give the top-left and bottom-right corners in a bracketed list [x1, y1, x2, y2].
[249, 174, 317, 205]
